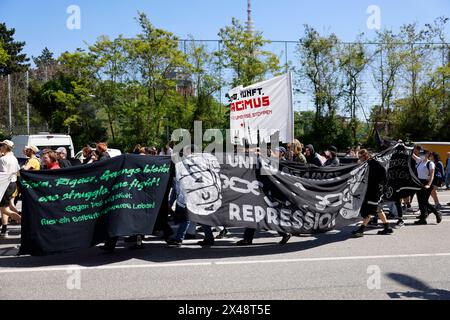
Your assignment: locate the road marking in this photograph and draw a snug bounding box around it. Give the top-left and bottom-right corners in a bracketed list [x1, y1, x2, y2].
[0, 262, 212, 274]
[1, 253, 450, 274]
[215, 253, 450, 265]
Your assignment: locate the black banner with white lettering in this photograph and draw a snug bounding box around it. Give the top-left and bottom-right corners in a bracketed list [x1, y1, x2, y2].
[180, 144, 421, 234]
[178, 153, 369, 234]
[19, 155, 172, 256]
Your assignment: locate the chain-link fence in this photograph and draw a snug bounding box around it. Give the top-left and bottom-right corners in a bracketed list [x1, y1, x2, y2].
[179, 39, 448, 120]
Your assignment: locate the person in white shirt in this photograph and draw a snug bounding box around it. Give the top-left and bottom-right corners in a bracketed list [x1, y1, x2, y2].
[412, 149, 442, 225]
[0, 140, 21, 238]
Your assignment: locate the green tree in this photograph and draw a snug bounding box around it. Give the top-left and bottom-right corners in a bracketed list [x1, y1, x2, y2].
[0, 22, 29, 75]
[294, 111, 315, 142]
[425, 17, 450, 140]
[89, 35, 130, 142]
[217, 18, 281, 88]
[123, 12, 189, 146]
[372, 29, 406, 136]
[0, 40, 9, 66]
[28, 49, 107, 149]
[32, 47, 57, 81]
[32, 47, 56, 67]
[296, 25, 343, 148]
[187, 38, 227, 131]
[400, 23, 435, 112]
[339, 38, 370, 144]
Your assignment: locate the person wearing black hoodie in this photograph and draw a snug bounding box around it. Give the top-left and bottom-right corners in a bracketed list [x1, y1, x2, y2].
[236, 146, 291, 246]
[305, 144, 323, 167]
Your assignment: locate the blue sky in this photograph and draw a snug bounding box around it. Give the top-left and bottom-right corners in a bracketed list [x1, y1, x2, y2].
[1, 0, 449, 114]
[1, 0, 449, 61]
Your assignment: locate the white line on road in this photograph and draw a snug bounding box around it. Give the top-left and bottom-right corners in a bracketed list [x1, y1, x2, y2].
[0, 262, 212, 274]
[1, 252, 450, 274]
[215, 253, 450, 265]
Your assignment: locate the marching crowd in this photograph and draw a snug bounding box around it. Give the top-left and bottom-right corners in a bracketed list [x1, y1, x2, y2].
[0, 138, 449, 251]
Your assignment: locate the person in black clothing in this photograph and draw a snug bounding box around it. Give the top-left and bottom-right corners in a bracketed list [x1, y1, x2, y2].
[324, 145, 340, 167]
[352, 149, 394, 237]
[411, 149, 442, 225]
[98, 142, 122, 252]
[56, 147, 72, 168]
[400, 145, 422, 215]
[305, 144, 323, 167]
[152, 163, 175, 241]
[132, 144, 141, 155]
[236, 146, 291, 246]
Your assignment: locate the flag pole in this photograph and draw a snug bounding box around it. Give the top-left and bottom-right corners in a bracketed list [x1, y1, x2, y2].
[288, 70, 294, 145]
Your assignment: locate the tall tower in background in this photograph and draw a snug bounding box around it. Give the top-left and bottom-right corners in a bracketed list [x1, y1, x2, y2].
[246, 0, 254, 35]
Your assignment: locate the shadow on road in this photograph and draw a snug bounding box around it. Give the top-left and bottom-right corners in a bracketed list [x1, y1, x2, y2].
[0, 226, 355, 269]
[387, 273, 450, 300]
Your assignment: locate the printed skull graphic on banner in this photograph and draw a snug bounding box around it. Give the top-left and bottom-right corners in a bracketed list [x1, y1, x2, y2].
[177, 153, 222, 215]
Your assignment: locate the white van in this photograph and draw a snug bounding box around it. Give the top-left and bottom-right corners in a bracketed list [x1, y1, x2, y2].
[12, 134, 75, 160]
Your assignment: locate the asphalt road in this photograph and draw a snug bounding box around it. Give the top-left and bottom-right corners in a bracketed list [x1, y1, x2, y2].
[1, 190, 450, 300]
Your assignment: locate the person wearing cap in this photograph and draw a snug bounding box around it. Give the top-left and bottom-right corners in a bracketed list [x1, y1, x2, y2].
[324, 146, 340, 167]
[0, 140, 22, 238]
[22, 145, 41, 171]
[272, 146, 287, 160]
[56, 147, 72, 168]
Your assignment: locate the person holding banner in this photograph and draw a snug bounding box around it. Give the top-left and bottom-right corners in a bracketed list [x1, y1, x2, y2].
[0, 140, 21, 238]
[165, 145, 216, 247]
[352, 149, 394, 238]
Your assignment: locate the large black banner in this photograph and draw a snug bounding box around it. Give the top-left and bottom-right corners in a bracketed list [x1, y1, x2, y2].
[17, 144, 422, 256]
[374, 144, 423, 201]
[19, 155, 172, 255]
[178, 153, 369, 234]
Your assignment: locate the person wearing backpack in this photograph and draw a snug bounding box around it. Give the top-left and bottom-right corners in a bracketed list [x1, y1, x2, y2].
[412, 150, 443, 225]
[430, 152, 444, 210]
